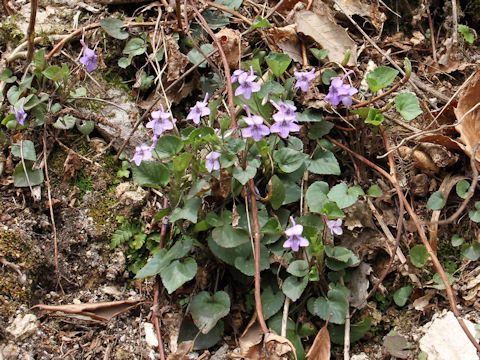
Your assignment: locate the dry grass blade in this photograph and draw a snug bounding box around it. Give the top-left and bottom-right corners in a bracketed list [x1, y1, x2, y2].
[32, 299, 145, 322]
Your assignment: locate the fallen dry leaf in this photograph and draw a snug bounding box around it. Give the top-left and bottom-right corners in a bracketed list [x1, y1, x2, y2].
[238, 316, 263, 359]
[398, 146, 439, 173]
[32, 299, 145, 322]
[454, 68, 480, 168]
[267, 25, 302, 63]
[306, 321, 330, 360]
[295, 8, 357, 65]
[165, 36, 189, 82]
[265, 332, 297, 360]
[63, 150, 82, 181]
[215, 28, 243, 69]
[167, 340, 194, 360]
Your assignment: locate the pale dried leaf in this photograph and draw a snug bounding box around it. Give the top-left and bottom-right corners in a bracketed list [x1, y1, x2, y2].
[63, 150, 82, 181]
[166, 36, 189, 82]
[454, 68, 480, 168]
[306, 322, 330, 360]
[398, 146, 439, 173]
[383, 333, 411, 359]
[215, 28, 243, 69]
[347, 262, 372, 309]
[167, 341, 195, 360]
[267, 25, 302, 63]
[265, 332, 297, 360]
[32, 299, 145, 322]
[295, 9, 357, 65]
[239, 317, 263, 354]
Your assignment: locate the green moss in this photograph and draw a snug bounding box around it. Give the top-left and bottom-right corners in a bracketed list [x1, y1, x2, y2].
[71, 171, 93, 200]
[0, 231, 36, 320]
[0, 16, 24, 47]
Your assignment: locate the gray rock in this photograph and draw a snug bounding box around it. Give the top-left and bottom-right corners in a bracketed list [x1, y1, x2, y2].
[351, 353, 370, 360]
[419, 311, 478, 360]
[6, 314, 38, 341]
[115, 182, 147, 218]
[95, 88, 147, 155]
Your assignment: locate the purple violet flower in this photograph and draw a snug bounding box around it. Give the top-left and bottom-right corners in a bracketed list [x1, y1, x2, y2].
[205, 151, 221, 173]
[241, 107, 270, 142]
[79, 40, 98, 72]
[14, 99, 27, 126]
[283, 216, 309, 252]
[323, 214, 343, 236]
[231, 69, 246, 83]
[270, 101, 299, 139]
[294, 68, 316, 92]
[131, 143, 153, 166]
[324, 70, 358, 107]
[146, 105, 175, 136]
[187, 93, 210, 124]
[234, 66, 261, 100]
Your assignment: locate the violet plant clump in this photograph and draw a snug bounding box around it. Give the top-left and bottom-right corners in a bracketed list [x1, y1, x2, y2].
[132, 143, 153, 166]
[283, 216, 309, 251]
[187, 93, 210, 124]
[270, 100, 300, 138]
[14, 100, 27, 126]
[241, 106, 270, 142]
[294, 68, 316, 92]
[79, 40, 98, 72]
[233, 66, 261, 99]
[205, 151, 221, 173]
[324, 70, 358, 106]
[146, 105, 175, 137]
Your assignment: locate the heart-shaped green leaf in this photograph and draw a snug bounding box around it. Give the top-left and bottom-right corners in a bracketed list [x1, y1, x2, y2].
[161, 258, 197, 294]
[261, 287, 285, 320]
[426, 190, 446, 210]
[308, 288, 348, 324]
[265, 52, 292, 77]
[366, 66, 399, 92]
[13, 164, 44, 187]
[274, 148, 307, 173]
[393, 286, 412, 307]
[269, 175, 285, 210]
[132, 161, 170, 188]
[232, 165, 256, 185]
[212, 225, 249, 248]
[409, 245, 429, 267]
[190, 291, 230, 334]
[169, 197, 201, 223]
[307, 147, 340, 175]
[305, 181, 329, 213]
[100, 18, 129, 39]
[395, 92, 422, 120]
[328, 182, 364, 208]
[287, 260, 309, 277]
[154, 136, 184, 159]
[282, 275, 308, 302]
[11, 140, 36, 161]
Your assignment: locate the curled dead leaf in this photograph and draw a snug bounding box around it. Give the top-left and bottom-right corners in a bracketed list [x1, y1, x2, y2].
[31, 299, 145, 322]
[265, 332, 297, 360]
[267, 25, 302, 63]
[398, 146, 439, 173]
[454, 68, 480, 168]
[215, 28, 243, 69]
[306, 321, 330, 360]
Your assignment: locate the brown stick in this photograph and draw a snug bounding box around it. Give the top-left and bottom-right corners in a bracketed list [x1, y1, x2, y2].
[153, 281, 166, 360]
[248, 178, 268, 335]
[26, 0, 38, 63]
[325, 134, 480, 352]
[426, 7, 437, 64]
